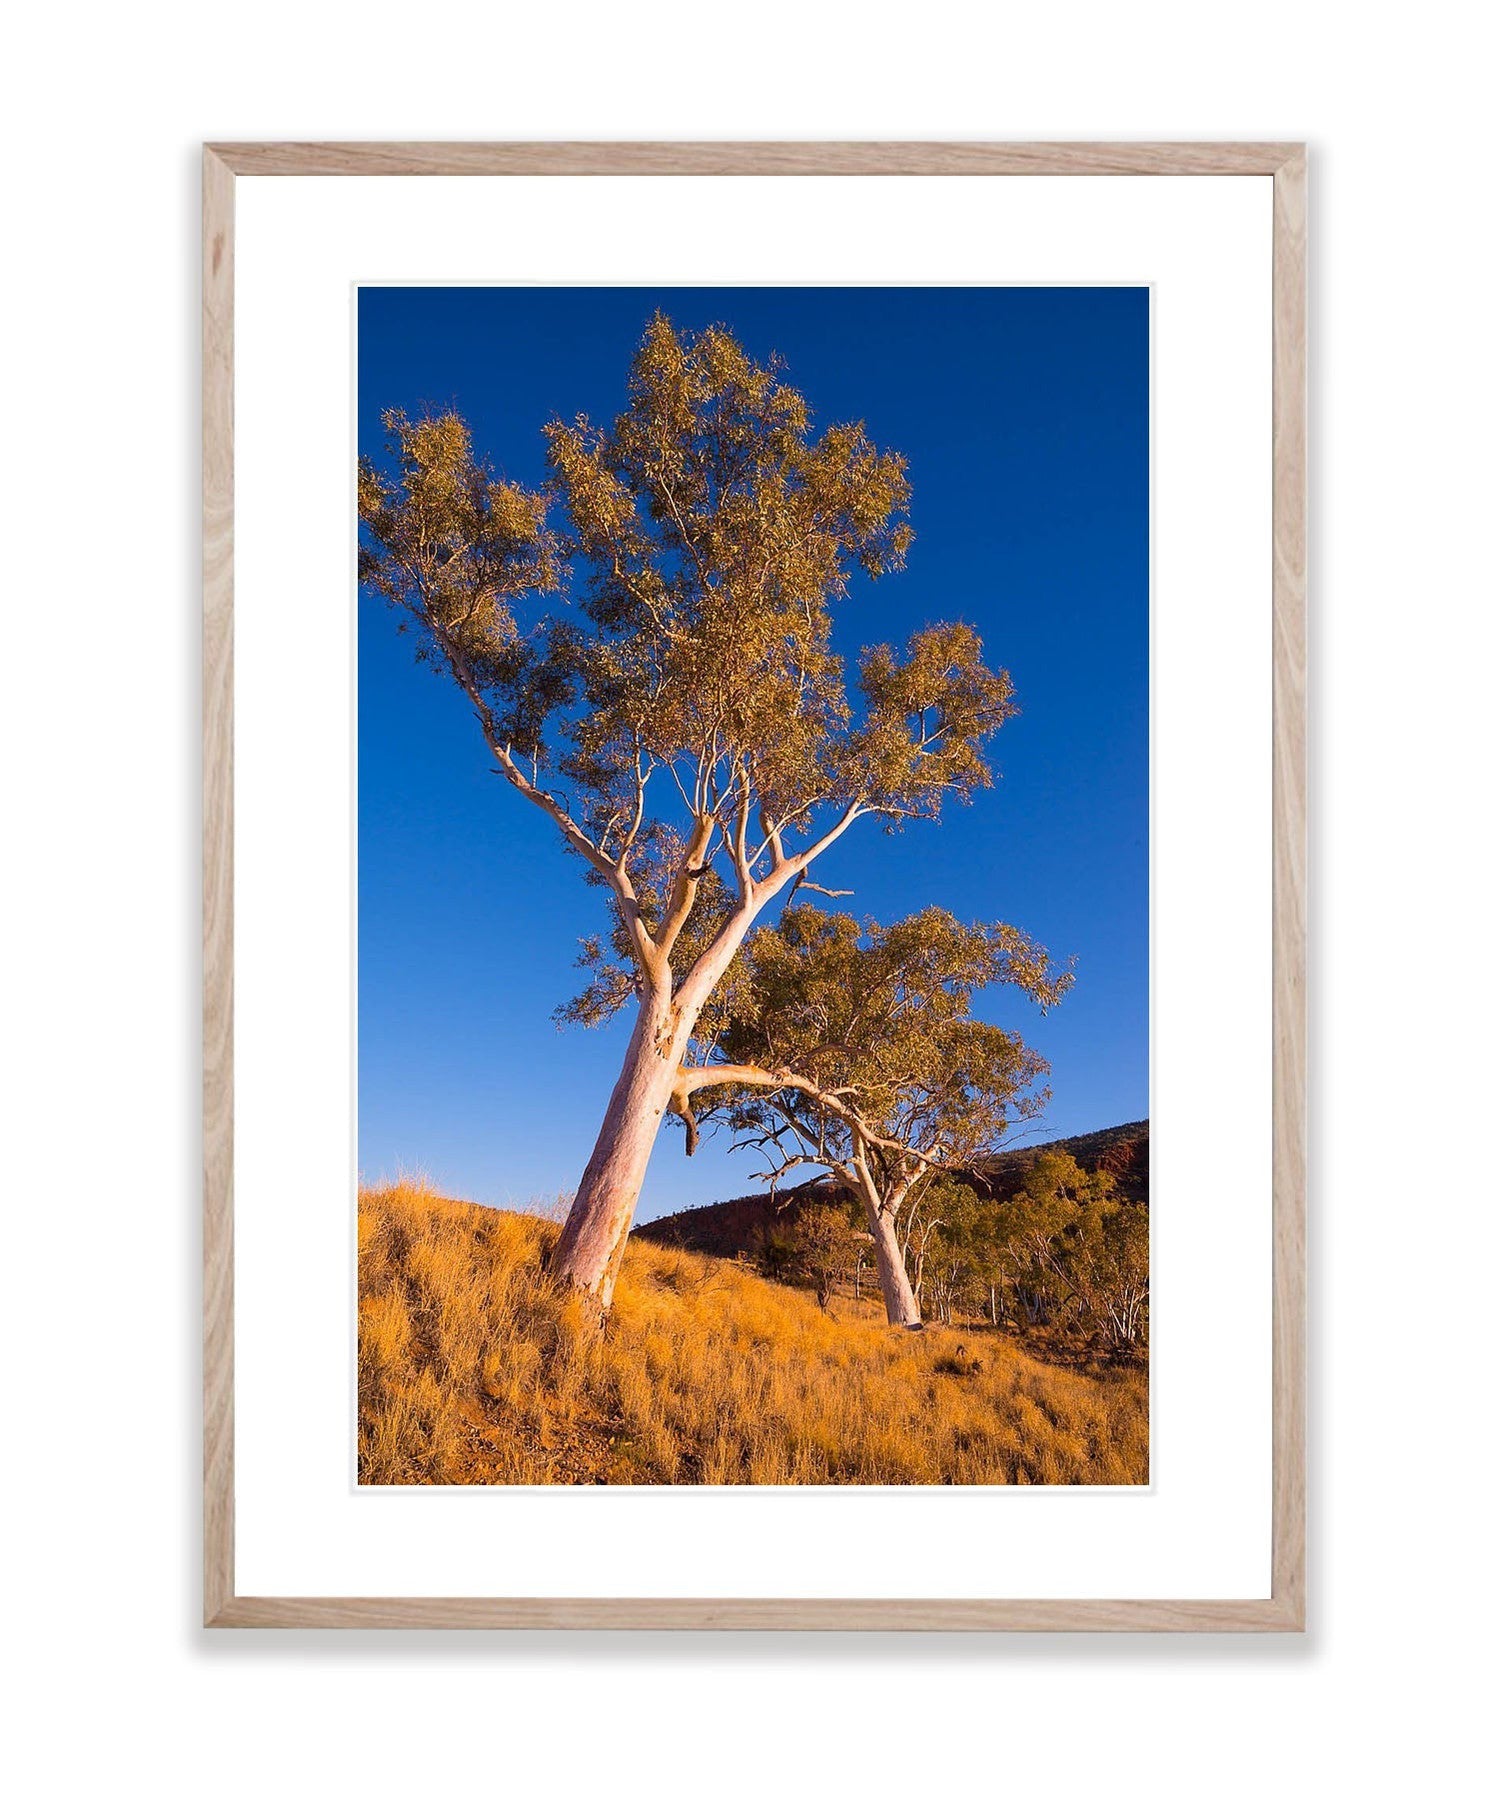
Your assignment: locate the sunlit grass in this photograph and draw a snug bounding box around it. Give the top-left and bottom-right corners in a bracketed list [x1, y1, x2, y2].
[358, 1181, 1148, 1486]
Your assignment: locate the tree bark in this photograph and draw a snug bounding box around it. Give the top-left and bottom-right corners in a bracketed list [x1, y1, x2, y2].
[545, 815, 878, 1311]
[549, 891, 765, 1308]
[862, 1197, 923, 1327]
[549, 1001, 683, 1306]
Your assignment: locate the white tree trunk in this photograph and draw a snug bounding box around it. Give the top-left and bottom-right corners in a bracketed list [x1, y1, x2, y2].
[550, 1001, 683, 1305]
[550, 889, 771, 1308]
[863, 1198, 923, 1327]
[545, 830, 868, 1310]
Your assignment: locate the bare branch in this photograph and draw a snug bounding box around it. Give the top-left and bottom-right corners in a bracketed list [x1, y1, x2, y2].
[787, 873, 853, 901]
[653, 813, 717, 962]
[668, 1088, 701, 1158]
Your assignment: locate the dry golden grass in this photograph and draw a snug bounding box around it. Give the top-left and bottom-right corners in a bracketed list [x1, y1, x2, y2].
[359, 1181, 1148, 1486]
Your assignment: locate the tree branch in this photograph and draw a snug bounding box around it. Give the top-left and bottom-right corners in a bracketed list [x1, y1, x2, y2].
[668, 1088, 701, 1158]
[787, 873, 853, 901]
[675, 1061, 949, 1175]
[654, 813, 717, 962]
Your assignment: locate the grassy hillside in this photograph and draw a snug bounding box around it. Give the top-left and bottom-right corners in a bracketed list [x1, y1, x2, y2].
[359, 1180, 1148, 1486]
[637, 1119, 1149, 1259]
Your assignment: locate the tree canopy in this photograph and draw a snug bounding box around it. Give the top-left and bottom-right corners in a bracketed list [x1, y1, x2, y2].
[683, 903, 1071, 1177]
[358, 317, 1018, 1015]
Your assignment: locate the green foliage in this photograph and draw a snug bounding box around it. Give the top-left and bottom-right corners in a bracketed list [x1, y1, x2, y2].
[779, 1201, 863, 1304]
[697, 902, 1069, 1186]
[851, 623, 1017, 823]
[914, 1175, 992, 1323]
[357, 409, 563, 752]
[541, 316, 917, 830]
[741, 1166, 1148, 1361]
[758, 1219, 800, 1281]
[1018, 1147, 1117, 1207]
[986, 1158, 1149, 1358]
[1058, 1199, 1149, 1354]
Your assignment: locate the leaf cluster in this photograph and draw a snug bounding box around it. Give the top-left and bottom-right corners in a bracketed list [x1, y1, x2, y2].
[699, 903, 1071, 1175]
[985, 1152, 1149, 1353]
[357, 409, 564, 754]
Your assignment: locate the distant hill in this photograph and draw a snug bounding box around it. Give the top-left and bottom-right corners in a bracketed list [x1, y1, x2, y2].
[972, 1119, 1150, 1205]
[635, 1119, 1149, 1256]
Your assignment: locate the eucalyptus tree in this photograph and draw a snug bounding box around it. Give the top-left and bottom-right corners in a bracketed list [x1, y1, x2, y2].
[679, 905, 1071, 1326]
[994, 1151, 1149, 1354]
[358, 317, 1017, 1307]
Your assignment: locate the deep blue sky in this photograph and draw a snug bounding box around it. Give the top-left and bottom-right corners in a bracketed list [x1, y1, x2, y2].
[357, 287, 1148, 1221]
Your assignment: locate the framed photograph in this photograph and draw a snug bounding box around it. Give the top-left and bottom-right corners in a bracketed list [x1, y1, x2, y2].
[204, 141, 1305, 1629]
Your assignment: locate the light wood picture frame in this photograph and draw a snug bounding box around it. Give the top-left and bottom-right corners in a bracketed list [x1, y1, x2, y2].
[203, 140, 1306, 1631]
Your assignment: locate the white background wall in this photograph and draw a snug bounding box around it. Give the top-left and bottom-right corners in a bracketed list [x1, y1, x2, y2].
[4, 5, 1493, 1794]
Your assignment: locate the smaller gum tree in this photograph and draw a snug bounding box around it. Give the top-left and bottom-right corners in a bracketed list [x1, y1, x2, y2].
[674, 904, 1072, 1326]
[994, 1151, 1149, 1354]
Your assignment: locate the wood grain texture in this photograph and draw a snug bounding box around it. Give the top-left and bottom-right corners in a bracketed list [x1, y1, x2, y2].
[1270, 148, 1309, 1631]
[202, 141, 1308, 1630]
[211, 1595, 1303, 1631]
[203, 145, 236, 1627]
[206, 140, 1298, 178]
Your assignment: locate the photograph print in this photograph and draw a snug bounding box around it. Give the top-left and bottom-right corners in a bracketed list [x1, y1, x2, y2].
[356, 286, 1149, 1486]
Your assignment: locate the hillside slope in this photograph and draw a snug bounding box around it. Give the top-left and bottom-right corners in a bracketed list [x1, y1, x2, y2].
[359, 1181, 1148, 1486]
[637, 1119, 1149, 1259]
[971, 1118, 1150, 1203]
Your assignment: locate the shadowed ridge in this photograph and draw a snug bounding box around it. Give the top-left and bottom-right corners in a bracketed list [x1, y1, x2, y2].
[635, 1120, 1150, 1255]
